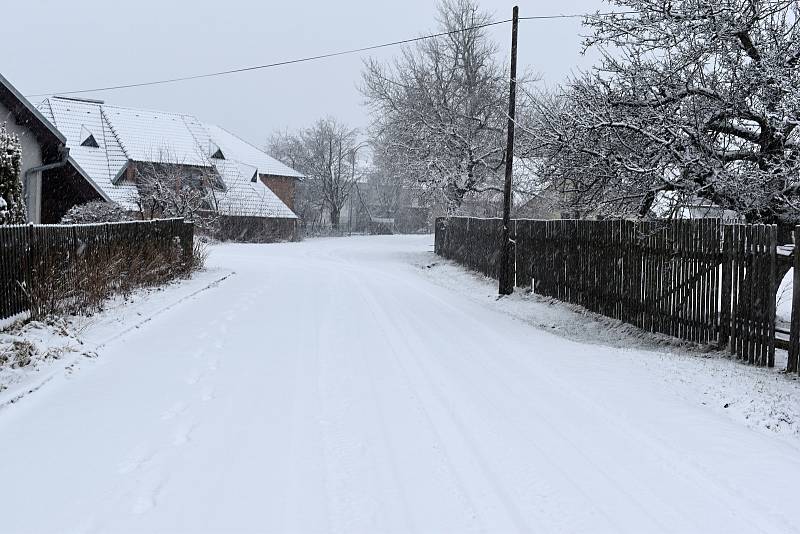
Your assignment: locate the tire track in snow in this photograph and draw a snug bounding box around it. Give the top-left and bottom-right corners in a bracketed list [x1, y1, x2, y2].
[348, 291, 419, 532]
[344, 272, 491, 532]
[328, 251, 784, 533]
[370, 269, 790, 533]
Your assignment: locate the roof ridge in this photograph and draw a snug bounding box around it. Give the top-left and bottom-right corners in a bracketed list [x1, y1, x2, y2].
[98, 107, 117, 181]
[100, 101, 194, 119]
[100, 106, 130, 160]
[40, 98, 56, 126]
[182, 116, 214, 165]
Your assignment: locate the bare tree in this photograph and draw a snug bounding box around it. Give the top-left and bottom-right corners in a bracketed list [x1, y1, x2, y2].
[132, 157, 222, 233]
[521, 0, 800, 229]
[358, 140, 415, 219]
[361, 0, 517, 213]
[269, 118, 360, 231]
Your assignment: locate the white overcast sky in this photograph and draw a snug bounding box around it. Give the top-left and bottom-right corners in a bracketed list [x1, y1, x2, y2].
[4, 0, 609, 146]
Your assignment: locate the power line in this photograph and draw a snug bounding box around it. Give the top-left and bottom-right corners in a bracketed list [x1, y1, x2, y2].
[25, 10, 636, 98]
[519, 10, 637, 20]
[25, 19, 509, 98]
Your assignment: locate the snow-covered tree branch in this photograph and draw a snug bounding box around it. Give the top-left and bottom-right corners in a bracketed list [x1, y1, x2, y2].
[519, 0, 800, 227]
[270, 118, 360, 231]
[0, 124, 25, 225]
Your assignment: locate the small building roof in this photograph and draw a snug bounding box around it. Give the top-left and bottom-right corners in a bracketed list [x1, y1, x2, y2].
[37, 97, 299, 219]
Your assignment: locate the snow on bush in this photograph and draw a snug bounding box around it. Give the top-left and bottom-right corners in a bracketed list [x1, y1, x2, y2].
[0, 124, 25, 224]
[60, 200, 133, 224]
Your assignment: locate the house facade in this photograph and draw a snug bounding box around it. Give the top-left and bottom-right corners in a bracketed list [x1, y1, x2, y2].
[0, 73, 69, 223]
[36, 96, 303, 241]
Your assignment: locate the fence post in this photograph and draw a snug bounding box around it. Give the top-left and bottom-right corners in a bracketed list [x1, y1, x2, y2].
[719, 224, 732, 349]
[25, 224, 35, 318]
[788, 226, 800, 373]
[767, 225, 777, 367]
[181, 220, 194, 271]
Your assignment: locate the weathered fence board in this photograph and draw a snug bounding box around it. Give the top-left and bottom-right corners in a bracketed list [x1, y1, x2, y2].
[436, 216, 781, 368]
[719, 223, 777, 366]
[787, 227, 800, 374]
[0, 218, 194, 323]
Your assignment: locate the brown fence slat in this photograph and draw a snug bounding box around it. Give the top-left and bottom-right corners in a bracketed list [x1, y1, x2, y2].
[435, 216, 785, 370]
[0, 218, 192, 323]
[789, 226, 800, 374]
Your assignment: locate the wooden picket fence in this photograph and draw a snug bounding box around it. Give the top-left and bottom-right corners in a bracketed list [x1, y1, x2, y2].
[434, 217, 504, 279]
[435, 217, 788, 370]
[0, 218, 194, 323]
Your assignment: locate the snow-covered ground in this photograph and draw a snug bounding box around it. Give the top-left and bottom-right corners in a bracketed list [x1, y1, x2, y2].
[0, 268, 233, 408]
[0, 235, 799, 533]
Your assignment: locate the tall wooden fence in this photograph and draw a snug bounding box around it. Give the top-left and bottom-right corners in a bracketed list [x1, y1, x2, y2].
[435, 217, 784, 369]
[0, 218, 193, 323]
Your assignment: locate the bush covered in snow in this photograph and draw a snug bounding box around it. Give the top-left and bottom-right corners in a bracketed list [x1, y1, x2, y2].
[61, 200, 133, 224]
[0, 124, 25, 224]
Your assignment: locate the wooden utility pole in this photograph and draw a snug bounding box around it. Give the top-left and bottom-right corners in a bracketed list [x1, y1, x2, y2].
[498, 6, 519, 296]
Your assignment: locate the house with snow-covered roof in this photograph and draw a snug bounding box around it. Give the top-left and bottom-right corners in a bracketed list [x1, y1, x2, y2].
[0, 72, 69, 223]
[35, 96, 303, 241]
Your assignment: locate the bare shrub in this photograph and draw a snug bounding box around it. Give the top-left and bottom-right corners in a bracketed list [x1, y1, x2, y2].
[20, 221, 200, 320]
[9, 340, 35, 368]
[187, 241, 209, 273]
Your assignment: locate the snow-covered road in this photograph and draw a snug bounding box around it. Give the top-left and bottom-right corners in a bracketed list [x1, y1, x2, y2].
[1, 235, 800, 533]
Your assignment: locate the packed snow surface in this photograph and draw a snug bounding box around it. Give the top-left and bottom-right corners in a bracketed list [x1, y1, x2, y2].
[1, 235, 799, 533]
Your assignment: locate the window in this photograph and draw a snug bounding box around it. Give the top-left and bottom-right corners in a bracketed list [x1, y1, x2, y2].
[209, 141, 225, 160]
[79, 125, 99, 148]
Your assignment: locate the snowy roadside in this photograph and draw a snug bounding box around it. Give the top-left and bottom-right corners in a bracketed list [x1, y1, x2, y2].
[0, 265, 233, 409]
[410, 250, 800, 446]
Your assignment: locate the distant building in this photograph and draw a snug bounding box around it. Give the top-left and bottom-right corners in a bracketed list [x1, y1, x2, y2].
[36, 96, 303, 240]
[0, 73, 69, 222]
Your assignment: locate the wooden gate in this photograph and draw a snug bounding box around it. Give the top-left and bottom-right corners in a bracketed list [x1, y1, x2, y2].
[720, 224, 777, 367]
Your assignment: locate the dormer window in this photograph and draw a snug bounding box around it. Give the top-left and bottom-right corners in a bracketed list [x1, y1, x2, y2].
[209, 141, 225, 160]
[79, 125, 99, 148]
[251, 169, 259, 183]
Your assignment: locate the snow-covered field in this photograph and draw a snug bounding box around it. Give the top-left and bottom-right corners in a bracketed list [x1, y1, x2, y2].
[1, 235, 799, 533]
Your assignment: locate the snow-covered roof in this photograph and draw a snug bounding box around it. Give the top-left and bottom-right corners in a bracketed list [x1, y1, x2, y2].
[202, 123, 304, 179]
[213, 160, 296, 218]
[103, 106, 210, 167]
[37, 97, 299, 219]
[39, 97, 135, 207]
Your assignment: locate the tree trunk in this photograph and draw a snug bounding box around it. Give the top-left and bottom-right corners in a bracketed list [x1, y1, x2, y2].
[330, 206, 341, 230]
